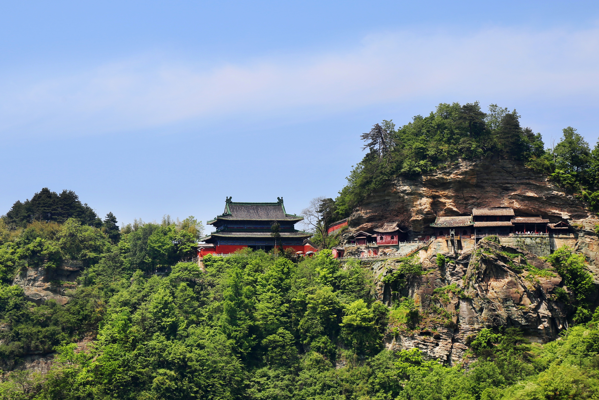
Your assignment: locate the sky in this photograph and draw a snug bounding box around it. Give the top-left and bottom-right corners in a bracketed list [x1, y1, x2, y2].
[1, 1, 599, 232]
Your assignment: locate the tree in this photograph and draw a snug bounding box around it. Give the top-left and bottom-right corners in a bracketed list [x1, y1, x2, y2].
[176, 216, 204, 241]
[270, 221, 282, 254]
[554, 127, 591, 174]
[3, 188, 101, 228]
[589, 141, 599, 191]
[361, 122, 394, 161]
[496, 112, 527, 159]
[485, 104, 510, 132]
[340, 299, 382, 355]
[302, 197, 336, 249]
[57, 218, 111, 267]
[103, 212, 120, 244]
[458, 102, 488, 138]
[29, 188, 58, 222]
[522, 127, 545, 158]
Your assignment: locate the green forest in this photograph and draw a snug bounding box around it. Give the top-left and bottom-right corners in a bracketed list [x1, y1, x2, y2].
[1, 103, 599, 399]
[331, 102, 599, 221]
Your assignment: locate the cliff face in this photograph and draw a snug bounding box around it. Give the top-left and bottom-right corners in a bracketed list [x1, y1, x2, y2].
[350, 159, 590, 234]
[12, 261, 82, 305]
[349, 159, 599, 364]
[376, 240, 572, 365]
[0, 263, 82, 373]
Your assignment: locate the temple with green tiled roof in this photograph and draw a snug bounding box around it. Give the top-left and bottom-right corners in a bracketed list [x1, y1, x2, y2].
[198, 197, 315, 257]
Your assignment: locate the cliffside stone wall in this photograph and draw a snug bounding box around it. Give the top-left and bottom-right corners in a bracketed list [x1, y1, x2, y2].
[551, 236, 578, 251]
[499, 236, 552, 257]
[396, 242, 422, 256]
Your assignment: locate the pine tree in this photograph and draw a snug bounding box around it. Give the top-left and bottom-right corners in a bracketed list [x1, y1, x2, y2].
[103, 212, 121, 244]
[496, 112, 527, 159]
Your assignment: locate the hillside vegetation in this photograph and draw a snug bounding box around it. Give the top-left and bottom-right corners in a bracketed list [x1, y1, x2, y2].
[1, 241, 598, 399]
[332, 103, 599, 220]
[1, 102, 599, 399]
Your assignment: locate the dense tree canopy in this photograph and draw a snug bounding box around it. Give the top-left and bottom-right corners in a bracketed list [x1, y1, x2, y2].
[3, 188, 104, 228]
[1, 239, 598, 399]
[332, 103, 599, 220]
[1, 108, 599, 398]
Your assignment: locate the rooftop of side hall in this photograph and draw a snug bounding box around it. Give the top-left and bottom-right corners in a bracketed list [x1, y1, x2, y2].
[430, 207, 572, 237]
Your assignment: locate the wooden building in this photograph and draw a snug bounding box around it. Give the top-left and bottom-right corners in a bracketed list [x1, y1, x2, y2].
[430, 216, 474, 238]
[347, 231, 373, 246]
[472, 207, 515, 236]
[198, 197, 313, 258]
[332, 247, 345, 258]
[548, 221, 570, 234]
[511, 216, 550, 234]
[372, 222, 405, 245]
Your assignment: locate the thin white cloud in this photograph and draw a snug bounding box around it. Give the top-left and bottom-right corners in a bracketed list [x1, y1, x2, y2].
[1, 26, 599, 138]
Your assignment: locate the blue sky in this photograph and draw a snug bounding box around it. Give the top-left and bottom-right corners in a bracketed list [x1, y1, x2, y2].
[2, 1, 599, 232]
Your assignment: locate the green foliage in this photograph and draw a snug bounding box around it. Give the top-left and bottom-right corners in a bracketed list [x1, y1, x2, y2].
[335, 102, 551, 213]
[382, 256, 423, 304]
[483, 235, 500, 243]
[334, 104, 599, 218]
[436, 253, 446, 267]
[389, 297, 419, 330]
[546, 246, 594, 322]
[2, 206, 599, 398]
[102, 212, 121, 244]
[3, 188, 105, 228]
[340, 299, 386, 355]
[433, 283, 467, 302]
[122, 219, 199, 273]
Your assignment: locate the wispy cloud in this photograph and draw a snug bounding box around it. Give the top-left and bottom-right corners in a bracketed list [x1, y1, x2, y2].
[1, 26, 599, 138]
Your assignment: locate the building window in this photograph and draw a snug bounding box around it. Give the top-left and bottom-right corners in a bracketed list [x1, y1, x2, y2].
[391, 235, 395, 240]
[379, 236, 383, 241]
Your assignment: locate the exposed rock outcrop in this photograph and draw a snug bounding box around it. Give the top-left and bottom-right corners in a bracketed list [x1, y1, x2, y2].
[350, 159, 590, 234]
[377, 240, 573, 365]
[0, 353, 56, 375]
[348, 159, 599, 270]
[12, 261, 82, 305]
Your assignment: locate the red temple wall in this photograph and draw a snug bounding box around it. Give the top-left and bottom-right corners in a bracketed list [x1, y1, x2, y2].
[198, 244, 315, 258]
[328, 220, 348, 234]
[375, 234, 399, 245]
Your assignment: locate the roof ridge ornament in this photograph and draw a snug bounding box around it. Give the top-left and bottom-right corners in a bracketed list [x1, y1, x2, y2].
[277, 197, 283, 205]
[226, 196, 232, 204]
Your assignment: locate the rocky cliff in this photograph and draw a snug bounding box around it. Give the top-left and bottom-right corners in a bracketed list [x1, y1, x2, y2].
[350, 159, 590, 233]
[348, 158, 599, 267]
[0, 262, 82, 374]
[12, 261, 82, 305]
[374, 239, 577, 365]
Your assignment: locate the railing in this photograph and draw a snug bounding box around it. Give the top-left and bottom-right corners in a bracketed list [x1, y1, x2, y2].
[511, 232, 549, 236]
[337, 254, 393, 261]
[348, 240, 426, 246]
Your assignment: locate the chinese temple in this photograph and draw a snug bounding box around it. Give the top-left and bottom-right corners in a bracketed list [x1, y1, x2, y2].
[472, 207, 515, 236]
[430, 208, 571, 238]
[511, 216, 550, 234]
[372, 222, 404, 246]
[198, 197, 314, 258]
[430, 216, 474, 238]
